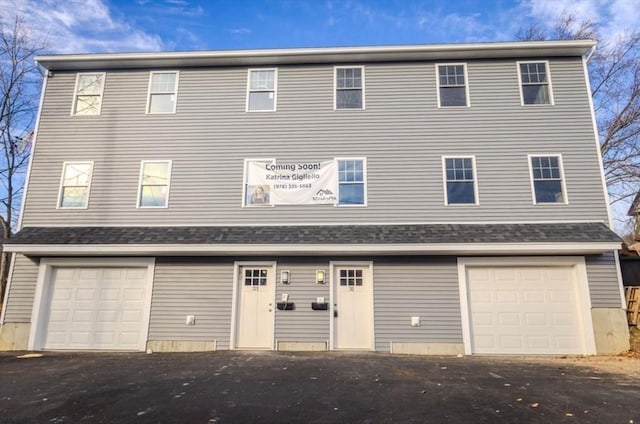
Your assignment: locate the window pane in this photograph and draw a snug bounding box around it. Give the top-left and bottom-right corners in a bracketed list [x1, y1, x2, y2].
[140, 185, 168, 207]
[534, 180, 563, 203]
[337, 68, 362, 89]
[440, 87, 466, 106]
[149, 94, 175, 113]
[336, 90, 362, 109]
[63, 163, 92, 186]
[142, 162, 169, 185]
[74, 95, 101, 115]
[447, 181, 475, 204]
[151, 73, 176, 92]
[250, 71, 274, 90]
[77, 74, 103, 95]
[339, 183, 365, 205]
[61, 187, 88, 208]
[522, 84, 549, 105]
[248, 92, 275, 111]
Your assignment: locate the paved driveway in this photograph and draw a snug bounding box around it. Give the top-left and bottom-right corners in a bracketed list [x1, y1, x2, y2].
[0, 351, 638, 423]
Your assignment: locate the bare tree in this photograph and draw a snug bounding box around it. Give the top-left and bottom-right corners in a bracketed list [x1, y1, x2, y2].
[517, 13, 640, 227]
[0, 15, 44, 301]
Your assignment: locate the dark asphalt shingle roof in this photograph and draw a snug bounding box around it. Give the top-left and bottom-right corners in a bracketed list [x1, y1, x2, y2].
[5, 223, 620, 245]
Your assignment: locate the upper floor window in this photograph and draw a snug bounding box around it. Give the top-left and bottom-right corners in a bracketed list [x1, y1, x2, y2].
[138, 161, 172, 208]
[72, 73, 105, 115]
[147, 71, 179, 114]
[437, 64, 468, 107]
[443, 156, 477, 205]
[337, 158, 367, 205]
[528, 155, 566, 204]
[335, 67, 364, 110]
[58, 161, 94, 208]
[247, 69, 277, 112]
[518, 62, 553, 105]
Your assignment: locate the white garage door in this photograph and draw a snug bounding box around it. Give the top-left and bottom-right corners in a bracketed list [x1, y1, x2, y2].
[43, 267, 150, 351]
[466, 265, 586, 355]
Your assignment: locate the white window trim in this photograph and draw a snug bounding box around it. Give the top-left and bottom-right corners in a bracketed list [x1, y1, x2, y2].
[436, 63, 470, 108]
[334, 156, 368, 207]
[517, 60, 554, 106]
[246, 68, 278, 112]
[56, 161, 94, 210]
[334, 66, 366, 110]
[136, 160, 172, 209]
[527, 153, 568, 205]
[70, 72, 106, 116]
[441, 156, 479, 206]
[145, 71, 179, 114]
[242, 158, 276, 208]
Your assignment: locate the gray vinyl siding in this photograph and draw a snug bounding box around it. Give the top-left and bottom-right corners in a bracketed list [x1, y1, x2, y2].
[373, 257, 462, 352]
[22, 57, 609, 226]
[148, 258, 234, 348]
[274, 259, 330, 344]
[3, 255, 39, 323]
[586, 251, 623, 308]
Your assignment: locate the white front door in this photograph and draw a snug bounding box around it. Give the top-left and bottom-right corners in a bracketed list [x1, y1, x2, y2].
[333, 265, 373, 350]
[235, 266, 275, 349]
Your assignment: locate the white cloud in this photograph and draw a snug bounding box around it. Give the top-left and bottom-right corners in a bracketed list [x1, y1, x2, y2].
[230, 28, 252, 35]
[0, 0, 164, 53]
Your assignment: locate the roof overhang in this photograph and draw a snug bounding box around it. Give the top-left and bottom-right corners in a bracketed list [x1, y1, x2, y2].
[4, 241, 620, 256]
[35, 40, 596, 71]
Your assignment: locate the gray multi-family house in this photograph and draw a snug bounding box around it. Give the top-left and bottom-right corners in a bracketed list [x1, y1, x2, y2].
[0, 40, 630, 355]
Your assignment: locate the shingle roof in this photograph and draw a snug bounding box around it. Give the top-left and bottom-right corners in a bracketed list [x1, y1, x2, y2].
[6, 223, 620, 245]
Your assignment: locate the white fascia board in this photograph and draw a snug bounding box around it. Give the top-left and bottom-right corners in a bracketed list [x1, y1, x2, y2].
[4, 242, 620, 256]
[36, 40, 596, 71]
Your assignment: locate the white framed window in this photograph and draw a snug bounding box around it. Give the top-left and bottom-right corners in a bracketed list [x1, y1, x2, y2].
[137, 160, 172, 208]
[243, 158, 276, 207]
[437, 64, 469, 107]
[442, 156, 478, 205]
[71, 73, 106, 116]
[147, 71, 179, 114]
[528, 154, 567, 204]
[58, 161, 94, 209]
[247, 69, 277, 112]
[335, 66, 365, 110]
[518, 61, 553, 105]
[336, 157, 367, 206]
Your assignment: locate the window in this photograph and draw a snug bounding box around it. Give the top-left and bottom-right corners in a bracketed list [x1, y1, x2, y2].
[138, 161, 172, 208]
[58, 162, 93, 208]
[247, 69, 277, 112]
[244, 268, 268, 286]
[443, 157, 477, 205]
[335, 67, 364, 109]
[529, 155, 566, 204]
[437, 64, 468, 107]
[339, 269, 363, 286]
[147, 72, 178, 113]
[519, 62, 552, 105]
[72, 73, 105, 115]
[337, 158, 366, 205]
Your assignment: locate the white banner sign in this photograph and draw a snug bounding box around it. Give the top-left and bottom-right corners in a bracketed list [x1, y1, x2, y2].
[245, 160, 337, 205]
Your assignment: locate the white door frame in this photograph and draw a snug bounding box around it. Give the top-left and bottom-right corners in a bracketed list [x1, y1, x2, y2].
[28, 257, 156, 351]
[230, 261, 277, 350]
[329, 260, 375, 351]
[457, 256, 596, 355]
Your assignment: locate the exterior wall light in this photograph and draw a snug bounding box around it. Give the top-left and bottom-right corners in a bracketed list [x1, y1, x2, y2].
[281, 270, 290, 284]
[316, 270, 325, 284]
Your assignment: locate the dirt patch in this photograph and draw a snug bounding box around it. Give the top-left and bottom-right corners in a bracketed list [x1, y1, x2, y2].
[629, 326, 640, 354]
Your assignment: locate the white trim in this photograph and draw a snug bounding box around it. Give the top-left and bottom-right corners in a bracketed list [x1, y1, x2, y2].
[4, 241, 621, 256]
[457, 256, 596, 355]
[436, 63, 470, 108]
[582, 55, 613, 227]
[56, 161, 95, 209]
[145, 71, 179, 114]
[17, 71, 48, 230]
[28, 257, 156, 351]
[334, 157, 368, 207]
[246, 68, 278, 112]
[0, 253, 17, 324]
[136, 160, 172, 208]
[229, 261, 277, 350]
[334, 66, 365, 110]
[70, 72, 106, 116]
[242, 158, 276, 207]
[613, 252, 627, 308]
[527, 153, 568, 205]
[442, 155, 479, 206]
[517, 60, 554, 106]
[329, 260, 374, 351]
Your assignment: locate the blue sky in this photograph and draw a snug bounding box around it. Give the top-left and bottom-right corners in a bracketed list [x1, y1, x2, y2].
[2, 0, 638, 54]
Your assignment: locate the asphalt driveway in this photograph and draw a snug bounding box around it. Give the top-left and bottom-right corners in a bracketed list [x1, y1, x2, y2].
[0, 351, 638, 423]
